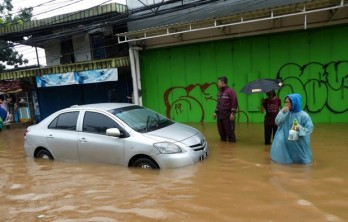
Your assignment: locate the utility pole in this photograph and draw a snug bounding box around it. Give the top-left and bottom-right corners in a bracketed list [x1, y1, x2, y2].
[35, 47, 40, 66]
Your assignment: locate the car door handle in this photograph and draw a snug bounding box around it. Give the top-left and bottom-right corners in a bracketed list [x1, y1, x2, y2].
[79, 138, 87, 143]
[47, 134, 54, 139]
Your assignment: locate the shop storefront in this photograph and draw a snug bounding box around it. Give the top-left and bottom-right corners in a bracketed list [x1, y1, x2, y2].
[0, 79, 35, 123]
[35, 67, 132, 121]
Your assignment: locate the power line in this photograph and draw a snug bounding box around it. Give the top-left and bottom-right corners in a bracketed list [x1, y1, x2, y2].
[10, 0, 96, 17]
[0, 0, 117, 27]
[3, 1, 223, 58]
[1, 0, 225, 56]
[3, 0, 271, 67]
[32, 0, 94, 18]
[16, 0, 222, 46]
[3, 0, 265, 50]
[8, 0, 62, 16]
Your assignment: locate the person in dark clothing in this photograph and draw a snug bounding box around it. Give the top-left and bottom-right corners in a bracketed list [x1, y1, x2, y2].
[0, 107, 7, 131]
[6, 94, 15, 122]
[108, 88, 121, 102]
[213, 76, 238, 142]
[261, 90, 281, 145]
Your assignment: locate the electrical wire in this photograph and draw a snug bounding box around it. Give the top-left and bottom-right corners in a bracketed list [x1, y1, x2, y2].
[12, 0, 222, 46]
[2, 0, 253, 54]
[4, 0, 267, 50]
[1, 0, 115, 28]
[10, 0, 99, 17]
[2, 0, 274, 67]
[33, 0, 102, 18]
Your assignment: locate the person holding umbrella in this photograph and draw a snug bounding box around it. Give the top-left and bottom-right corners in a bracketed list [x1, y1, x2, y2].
[261, 90, 281, 145]
[270, 93, 314, 164]
[213, 76, 238, 142]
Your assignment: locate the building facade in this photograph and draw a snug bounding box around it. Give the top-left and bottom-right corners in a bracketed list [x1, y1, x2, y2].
[120, 0, 348, 123]
[1, 0, 348, 123]
[0, 3, 132, 120]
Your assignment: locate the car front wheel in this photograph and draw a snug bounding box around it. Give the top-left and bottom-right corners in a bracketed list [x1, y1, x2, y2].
[132, 158, 158, 169]
[37, 150, 54, 160]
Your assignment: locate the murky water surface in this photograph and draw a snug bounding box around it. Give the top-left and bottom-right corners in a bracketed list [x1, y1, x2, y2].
[0, 123, 347, 222]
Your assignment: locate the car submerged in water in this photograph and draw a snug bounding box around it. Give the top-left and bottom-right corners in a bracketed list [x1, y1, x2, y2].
[24, 103, 208, 169]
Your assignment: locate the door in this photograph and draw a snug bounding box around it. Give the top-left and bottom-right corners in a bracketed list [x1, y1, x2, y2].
[77, 111, 125, 165]
[46, 111, 80, 161]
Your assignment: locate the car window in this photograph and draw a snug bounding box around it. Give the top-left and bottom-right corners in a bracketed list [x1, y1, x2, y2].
[48, 111, 79, 131]
[83, 111, 121, 135]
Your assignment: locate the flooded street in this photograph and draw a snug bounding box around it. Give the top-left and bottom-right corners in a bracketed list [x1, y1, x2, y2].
[0, 123, 347, 222]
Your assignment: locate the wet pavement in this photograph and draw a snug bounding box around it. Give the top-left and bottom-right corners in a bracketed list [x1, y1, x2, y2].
[0, 123, 347, 222]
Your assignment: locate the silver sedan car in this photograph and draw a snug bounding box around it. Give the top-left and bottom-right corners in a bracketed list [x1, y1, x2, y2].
[24, 103, 208, 169]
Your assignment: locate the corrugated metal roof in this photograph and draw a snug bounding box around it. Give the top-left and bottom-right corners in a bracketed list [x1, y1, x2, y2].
[127, 0, 319, 31]
[118, 0, 347, 43]
[0, 57, 129, 81]
[0, 3, 127, 37]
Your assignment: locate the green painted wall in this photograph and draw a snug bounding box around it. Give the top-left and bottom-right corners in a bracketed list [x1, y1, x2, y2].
[140, 25, 348, 123]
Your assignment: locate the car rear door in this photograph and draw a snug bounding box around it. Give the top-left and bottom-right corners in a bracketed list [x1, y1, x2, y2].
[46, 111, 80, 161]
[77, 111, 125, 165]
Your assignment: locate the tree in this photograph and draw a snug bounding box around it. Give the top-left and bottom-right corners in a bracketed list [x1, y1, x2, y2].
[0, 0, 33, 72]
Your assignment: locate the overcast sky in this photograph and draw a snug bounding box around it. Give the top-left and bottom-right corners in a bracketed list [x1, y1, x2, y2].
[13, 0, 126, 20]
[10, 0, 126, 68]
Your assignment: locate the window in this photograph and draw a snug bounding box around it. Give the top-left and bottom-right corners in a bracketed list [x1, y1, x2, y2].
[83, 112, 120, 134]
[60, 38, 75, 64]
[90, 33, 106, 60]
[48, 112, 79, 131]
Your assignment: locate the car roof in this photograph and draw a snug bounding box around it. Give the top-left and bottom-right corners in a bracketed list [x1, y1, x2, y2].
[68, 103, 137, 111]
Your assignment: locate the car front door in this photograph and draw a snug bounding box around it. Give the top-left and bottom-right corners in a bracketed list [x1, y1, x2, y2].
[77, 111, 125, 165]
[46, 111, 80, 161]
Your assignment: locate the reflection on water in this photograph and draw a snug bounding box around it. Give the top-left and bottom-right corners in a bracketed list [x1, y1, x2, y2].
[0, 123, 347, 221]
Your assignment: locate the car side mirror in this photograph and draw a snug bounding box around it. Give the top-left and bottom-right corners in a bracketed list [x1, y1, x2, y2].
[106, 128, 121, 137]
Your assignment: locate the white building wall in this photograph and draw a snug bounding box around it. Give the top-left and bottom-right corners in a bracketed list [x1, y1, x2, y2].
[43, 27, 115, 65]
[73, 33, 91, 62]
[43, 42, 61, 66]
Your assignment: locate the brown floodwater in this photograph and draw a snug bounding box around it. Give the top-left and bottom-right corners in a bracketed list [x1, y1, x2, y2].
[0, 123, 347, 222]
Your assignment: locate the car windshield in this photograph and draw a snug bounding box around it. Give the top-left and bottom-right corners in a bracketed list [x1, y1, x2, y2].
[109, 106, 174, 133]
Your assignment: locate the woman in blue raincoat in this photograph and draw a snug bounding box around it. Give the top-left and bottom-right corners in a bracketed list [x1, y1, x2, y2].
[270, 94, 314, 164]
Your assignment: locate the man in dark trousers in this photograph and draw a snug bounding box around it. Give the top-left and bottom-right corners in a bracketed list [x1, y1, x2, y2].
[261, 90, 281, 145]
[213, 76, 238, 142]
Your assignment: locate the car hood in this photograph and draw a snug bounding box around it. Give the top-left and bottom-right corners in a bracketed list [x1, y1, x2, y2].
[142, 122, 199, 142]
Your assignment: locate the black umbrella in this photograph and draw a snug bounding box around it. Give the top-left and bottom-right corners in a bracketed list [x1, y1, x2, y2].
[240, 79, 282, 94]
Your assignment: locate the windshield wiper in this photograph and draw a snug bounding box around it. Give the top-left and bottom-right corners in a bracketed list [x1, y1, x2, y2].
[155, 113, 160, 126]
[145, 115, 150, 132]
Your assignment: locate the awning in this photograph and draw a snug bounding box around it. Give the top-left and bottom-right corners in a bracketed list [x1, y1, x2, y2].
[0, 57, 129, 81]
[0, 80, 22, 94]
[0, 3, 127, 42]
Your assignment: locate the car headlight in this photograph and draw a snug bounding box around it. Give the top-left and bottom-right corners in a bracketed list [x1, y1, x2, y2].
[153, 142, 182, 154]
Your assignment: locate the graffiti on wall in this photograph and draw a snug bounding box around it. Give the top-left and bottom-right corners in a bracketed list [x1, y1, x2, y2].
[164, 60, 348, 122]
[164, 83, 217, 122]
[164, 82, 249, 122]
[276, 61, 348, 113]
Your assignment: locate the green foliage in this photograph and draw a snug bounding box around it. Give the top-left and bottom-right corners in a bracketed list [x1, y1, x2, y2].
[0, 0, 32, 72]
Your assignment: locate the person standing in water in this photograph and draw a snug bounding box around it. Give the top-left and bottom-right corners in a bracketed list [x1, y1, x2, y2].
[270, 94, 314, 164]
[261, 90, 281, 145]
[213, 76, 238, 142]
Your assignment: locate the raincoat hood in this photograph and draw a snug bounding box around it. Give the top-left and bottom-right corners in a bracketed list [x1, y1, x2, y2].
[287, 94, 302, 113]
